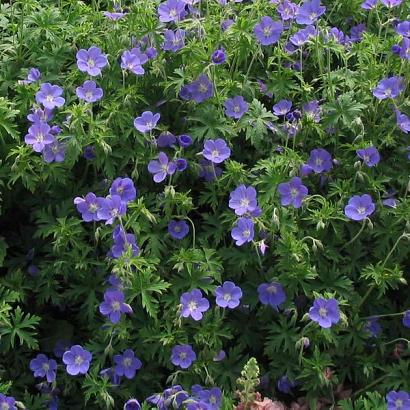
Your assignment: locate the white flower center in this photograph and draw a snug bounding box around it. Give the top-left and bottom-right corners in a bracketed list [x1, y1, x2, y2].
[75, 355, 84, 365]
[112, 301, 121, 311]
[89, 203, 98, 213]
[263, 26, 272, 36]
[88, 58, 95, 68]
[123, 358, 132, 367]
[267, 285, 277, 294]
[243, 229, 250, 238]
[319, 307, 328, 317]
[240, 198, 249, 207]
[223, 293, 231, 301]
[357, 207, 366, 215]
[188, 301, 197, 311]
[36, 133, 44, 143]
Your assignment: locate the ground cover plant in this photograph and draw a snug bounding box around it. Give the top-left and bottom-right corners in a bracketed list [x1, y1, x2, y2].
[0, 0, 409, 408]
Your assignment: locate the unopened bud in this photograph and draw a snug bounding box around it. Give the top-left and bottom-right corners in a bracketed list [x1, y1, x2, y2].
[316, 220, 325, 230]
[354, 160, 361, 169]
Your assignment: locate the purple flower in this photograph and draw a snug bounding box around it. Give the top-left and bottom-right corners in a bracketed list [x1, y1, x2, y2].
[296, 0, 326, 25]
[148, 152, 177, 183]
[83, 145, 96, 160]
[110, 177, 137, 203]
[27, 107, 53, 123]
[356, 146, 380, 167]
[211, 49, 226, 64]
[224, 96, 249, 119]
[189, 74, 214, 103]
[344, 194, 375, 221]
[348, 23, 366, 43]
[307, 148, 333, 173]
[199, 159, 222, 181]
[400, 37, 410, 60]
[107, 274, 124, 292]
[163, 29, 185, 52]
[396, 21, 410, 37]
[157, 132, 176, 147]
[103, 11, 127, 20]
[74, 192, 103, 222]
[364, 318, 382, 337]
[361, 0, 378, 9]
[76, 46, 108, 76]
[146, 46, 158, 59]
[121, 50, 145, 75]
[203, 139, 231, 163]
[327, 27, 346, 45]
[76, 80, 103, 103]
[124, 399, 141, 410]
[403, 310, 410, 328]
[113, 349, 142, 379]
[309, 298, 340, 328]
[278, 177, 308, 208]
[42, 141, 66, 163]
[277, 1, 299, 20]
[231, 217, 254, 246]
[273, 100, 292, 116]
[21, 67, 41, 84]
[50, 125, 61, 135]
[393, 45, 403, 55]
[253, 16, 283, 46]
[178, 134, 193, 147]
[386, 391, 410, 410]
[171, 344, 196, 368]
[257, 282, 286, 310]
[277, 375, 297, 394]
[303, 100, 321, 122]
[198, 388, 222, 410]
[213, 350, 226, 361]
[0, 395, 16, 410]
[396, 110, 410, 134]
[158, 0, 186, 23]
[29, 354, 57, 383]
[62, 345, 92, 376]
[290, 25, 317, 46]
[180, 288, 210, 321]
[168, 220, 189, 239]
[215, 281, 242, 308]
[134, 111, 160, 133]
[163, 385, 189, 408]
[99, 290, 133, 323]
[373, 76, 405, 100]
[187, 402, 212, 410]
[54, 339, 70, 358]
[25, 122, 55, 152]
[229, 185, 258, 216]
[35, 83, 65, 109]
[97, 195, 127, 224]
[221, 19, 234, 31]
[383, 198, 397, 208]
[109, 225, 140, 258]
[381, 0, 403, 7]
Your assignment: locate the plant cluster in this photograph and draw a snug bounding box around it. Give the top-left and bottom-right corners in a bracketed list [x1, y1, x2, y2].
[0, 0, 409, 409]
